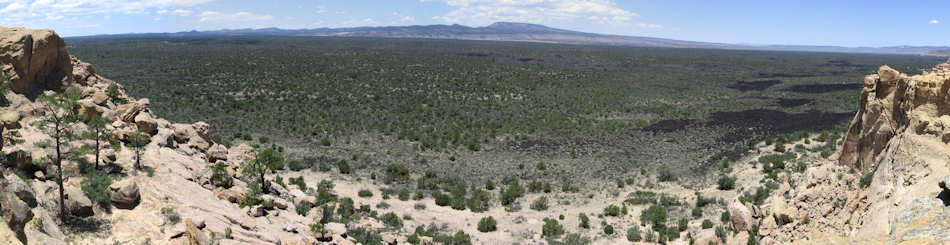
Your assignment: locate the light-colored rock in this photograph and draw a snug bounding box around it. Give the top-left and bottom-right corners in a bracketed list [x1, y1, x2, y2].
[0, 191, 32, 239]
[193, 121, 211, 142]
[215, 187, 246, 204]
[694, 230, 721, 245]
[729, 200, 753, 232]
[3, 172, 36, 207]
[0, 221, 23, 245]
[116, 98, 148, 123]
[108, 178, 140, 209]
[65, 186, 93, 217]
[0, 111, 20, 129]
[185, 219, 211, 245]
[134, 112, 158, 135]
[0, 27, 72, 98]
[91, 91, 108, 105]
[207, 144, 228, 163]
[325, 222, 347, 236]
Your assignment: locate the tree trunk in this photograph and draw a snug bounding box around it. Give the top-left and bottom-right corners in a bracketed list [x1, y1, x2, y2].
[55, 128, 65, 222]
[94, 127, 100, 170]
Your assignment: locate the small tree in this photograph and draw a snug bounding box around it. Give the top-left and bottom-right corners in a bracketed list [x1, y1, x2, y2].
[127, 131, 150, 172]
[241, 145, 284, 193]
[35, 87, 82, 221]
[81, 115, 111, 170]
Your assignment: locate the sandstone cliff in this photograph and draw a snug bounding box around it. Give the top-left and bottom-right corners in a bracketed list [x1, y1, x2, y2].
[753, 61, 950, 244]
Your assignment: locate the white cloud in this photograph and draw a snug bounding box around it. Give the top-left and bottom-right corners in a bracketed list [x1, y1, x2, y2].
[930, 19, 939, 24]
[400, 16, 415, 22]
[428, 0, 637, 26]
[0, 0, 218, 26]
[171, 9, 191, 16]
[637, 22, 662, 29]
[199, 11, 273, 22]
[342, 18, 377, 27]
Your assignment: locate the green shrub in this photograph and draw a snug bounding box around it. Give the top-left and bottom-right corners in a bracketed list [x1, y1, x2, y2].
[561, 233, 592, 245]
[702, 219, 714, 229]
[485, 179, 495, 190]
[500, 180, 524, 206]
[398, 188, 411, 201]
[859, 171, 873, 188]
[336, 160, 351, 174]
[603, 204, 621, 217]
[434, 191, 451, 206]
[296, 201, 313, 216]
[211, 162, 232, 188]
[289, 176, 307, 191]
[717, 175, 736, 190]
[358, 189, 373, 198]
[578, 213, 590, 228]
[603, 224, 614, 235]
[106, 83, 127, 104]
[626, 226, 642, 242]
[81, 170, 112, 208]
[678, 217, 688, 231]
[287, 159, 307, 171]
[162, 207, 181, 225]
[721, 211, 731, 223]
[541, 218, 564, 238]
[242, 181, 263, 207]
[530, 196, 549, 211]
[349, 227, 384, 245]
[477, 216, 497, 232]
[658, 167, 676, 182]
[466, 189, 491, 212]
[640, 205, 667, 232]
[384, 164, 410, 183]
[381, 212, 402, 228]
[692, 206, 703, 218]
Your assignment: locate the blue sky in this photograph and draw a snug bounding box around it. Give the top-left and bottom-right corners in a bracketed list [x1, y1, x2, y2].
[0, 0, 946, 47]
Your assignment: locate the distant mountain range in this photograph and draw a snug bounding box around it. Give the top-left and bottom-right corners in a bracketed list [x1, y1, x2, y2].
[74, 22, 950, 56]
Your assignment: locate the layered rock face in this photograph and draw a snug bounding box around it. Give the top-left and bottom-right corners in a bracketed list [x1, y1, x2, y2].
[758, 61, 950, 244]
[0, 27, 72, 98]
[840, 62, 950, 170]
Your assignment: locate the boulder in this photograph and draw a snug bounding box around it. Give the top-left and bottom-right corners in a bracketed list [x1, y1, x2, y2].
[2, 173, 36, 207]
[91, 91, 108, 105]
[108, 178, 140, 209]
[729, 200, 753, 232]
[325, 222, 347, 237]
[0, 222, 23, 245]
[65, 186, 93, 217]
[192, 121, 211, 143]
[0, 27, 72, 98]
[207, 144, 228, 163]
[0, 111, 20, 129]
[172, 124, 194, 143]
[133, 112, 158, 135]
[184, 219, 211, 245]
[770, 197, 797, 225]
[215, 187, 246, 204]
[116, 98, 148, 123]
[694, 230, 721, 245]
[0, 192, 32, 241]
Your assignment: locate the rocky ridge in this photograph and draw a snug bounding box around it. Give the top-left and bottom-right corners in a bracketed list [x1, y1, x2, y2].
[0, 27, 361, 244]
[743, 61, 950, 244]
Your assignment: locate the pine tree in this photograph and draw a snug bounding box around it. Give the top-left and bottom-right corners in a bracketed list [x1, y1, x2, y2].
[81, 115, 111, 170]
[34, 87, 82, 221]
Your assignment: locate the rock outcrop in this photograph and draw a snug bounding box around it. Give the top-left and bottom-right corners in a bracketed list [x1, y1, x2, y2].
[0, 27, 71, 99]
[0, 27, 321, 244]
[762, 60, 950, 244]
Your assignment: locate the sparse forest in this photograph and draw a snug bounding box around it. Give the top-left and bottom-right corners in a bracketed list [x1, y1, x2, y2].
[66, 36, 943, 184]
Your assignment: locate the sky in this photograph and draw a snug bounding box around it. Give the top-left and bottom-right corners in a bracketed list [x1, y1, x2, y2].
[0, 0, 947, 47]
